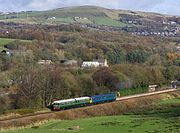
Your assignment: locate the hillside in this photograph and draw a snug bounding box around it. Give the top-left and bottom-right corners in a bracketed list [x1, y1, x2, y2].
[0, 6, 179, 37]
[0, 6, 173, 24]
[0, 6, 126, 26]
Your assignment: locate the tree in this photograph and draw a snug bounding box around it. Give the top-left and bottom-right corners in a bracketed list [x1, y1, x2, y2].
[79, 74, 96, 96]
[92, 67, 119, 92]
[60, 71, 80, 98]
[127, 50, 149, 63]
[0, 96, 10, 113]
[107, 50, 126, 64]
[13, 65, 42, 108]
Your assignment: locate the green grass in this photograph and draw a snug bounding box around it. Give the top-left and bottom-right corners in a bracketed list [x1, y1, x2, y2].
[3, 98, 180, 133]
[159, 98, 180, 104]
[55, 18, 75, 23]
[0, 6, 129, 27]
[4, 113, 179, 133]
[75, 18, 93, 24]
[0, 38, 15, 51]
[91, 17, 128, 27]
[0, 38, 15, 46]
[0, 38, 32, 51]
[119, 87, 149, 96]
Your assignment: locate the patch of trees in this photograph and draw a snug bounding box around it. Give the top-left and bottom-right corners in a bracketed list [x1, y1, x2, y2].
[126, 50, 150, 63]
[0, 23, 179, 112]
[0, 63, 178, 111]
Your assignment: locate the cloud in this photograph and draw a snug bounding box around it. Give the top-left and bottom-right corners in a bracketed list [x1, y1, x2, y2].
[0, 0, 179, 15]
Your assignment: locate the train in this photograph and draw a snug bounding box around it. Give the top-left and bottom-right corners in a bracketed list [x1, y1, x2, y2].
[47, 93, 117, 111]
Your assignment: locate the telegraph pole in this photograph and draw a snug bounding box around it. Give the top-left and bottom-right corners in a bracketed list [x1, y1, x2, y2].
[17, 12, 18, 18]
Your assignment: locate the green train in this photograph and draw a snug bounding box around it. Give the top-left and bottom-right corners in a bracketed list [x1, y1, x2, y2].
[48, 93, 117, 111]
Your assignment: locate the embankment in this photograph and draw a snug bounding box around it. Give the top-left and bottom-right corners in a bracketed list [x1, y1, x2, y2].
[0, 91, 179, 130]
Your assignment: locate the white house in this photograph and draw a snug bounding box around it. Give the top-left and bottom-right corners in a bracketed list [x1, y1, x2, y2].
[81, 61, 100, 68]
[93, 59, 109, 67]
[38, 60, 52, 65]
[81, 59, 109, 68]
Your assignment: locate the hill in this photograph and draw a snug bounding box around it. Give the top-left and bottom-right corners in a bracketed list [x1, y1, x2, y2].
[0, 6, 126, 26]
[0, 6, 179, 37]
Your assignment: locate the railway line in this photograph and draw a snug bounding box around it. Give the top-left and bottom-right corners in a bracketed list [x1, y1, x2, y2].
[0, 88, 178, 123]
[116, 88, 177, 101]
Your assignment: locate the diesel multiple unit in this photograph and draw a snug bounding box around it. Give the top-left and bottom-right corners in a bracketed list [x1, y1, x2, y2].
[48, 93, 117, 111]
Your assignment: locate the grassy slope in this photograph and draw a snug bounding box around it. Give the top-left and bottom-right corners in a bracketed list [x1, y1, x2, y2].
[0, 38, 15, 46]
[0, 6, 171, 27]
[0, 6, 129, 27]
[4, 98, 180, 133]
[0, 38, 15, 51]
[90, 17, 128, 27]
[0, 6, 172, 27]
[0, 6, 170, 28]
[0, 38, 32, 51]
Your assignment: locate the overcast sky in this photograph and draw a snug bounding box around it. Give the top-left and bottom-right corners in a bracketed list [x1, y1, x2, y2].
[0, 0, 179, 16]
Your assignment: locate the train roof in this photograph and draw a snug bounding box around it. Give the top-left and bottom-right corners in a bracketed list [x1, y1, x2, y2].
[75, 97, 90, 101]
[53, 98, 75, 104]
[52, 96, 90, 104]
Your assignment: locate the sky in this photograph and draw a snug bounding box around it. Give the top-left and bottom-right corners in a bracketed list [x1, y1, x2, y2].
[0, 0, 179, 16]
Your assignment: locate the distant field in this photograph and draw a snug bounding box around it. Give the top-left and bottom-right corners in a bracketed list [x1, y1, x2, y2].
[0, 6, 129, 27]
[3, 98, 180, 133]
[55, 18, 75, 24]
[0, 38, 32, 51]
[0, 38, 15, 51]
[91, 17, 128, 27]
[0, 38, 15, 46]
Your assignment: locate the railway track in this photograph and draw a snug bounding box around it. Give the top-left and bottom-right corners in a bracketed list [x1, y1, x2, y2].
[0, 89, 178, 123]
[116, 88, 178, 101]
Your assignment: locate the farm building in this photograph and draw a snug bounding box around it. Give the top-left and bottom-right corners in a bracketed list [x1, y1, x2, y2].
[38, 60, 52, 65]
[81, 59, 109, 68]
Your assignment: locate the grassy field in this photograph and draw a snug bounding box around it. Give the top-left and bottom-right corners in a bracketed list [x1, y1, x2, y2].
[3, 98, 180, 133]
[0, 38, 15, 51]
[160, 98, 180, 104]
[0, 38, 32, 51]
[0, 38, 15, 46]
[0, 6, 128, 27]
[119, 87, 149, 96]
[91, 17, 128, 27]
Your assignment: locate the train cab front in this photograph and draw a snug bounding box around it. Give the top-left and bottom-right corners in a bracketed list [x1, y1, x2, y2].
[47, 103, 53, 111]
[47, 103, 60, 111]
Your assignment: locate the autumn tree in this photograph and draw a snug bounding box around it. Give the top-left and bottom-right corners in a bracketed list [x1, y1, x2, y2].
[92, 67, 119, 92]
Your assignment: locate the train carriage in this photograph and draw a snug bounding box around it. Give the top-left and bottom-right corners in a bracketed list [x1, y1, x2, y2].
[48, 93, 117, 111]
[50, 97, 90, 111]
[91, 93, 117, 104]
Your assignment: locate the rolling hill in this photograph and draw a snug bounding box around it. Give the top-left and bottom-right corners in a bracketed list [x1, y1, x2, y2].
[0, 6, 176, 25]
[0, 6, 179, 36]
